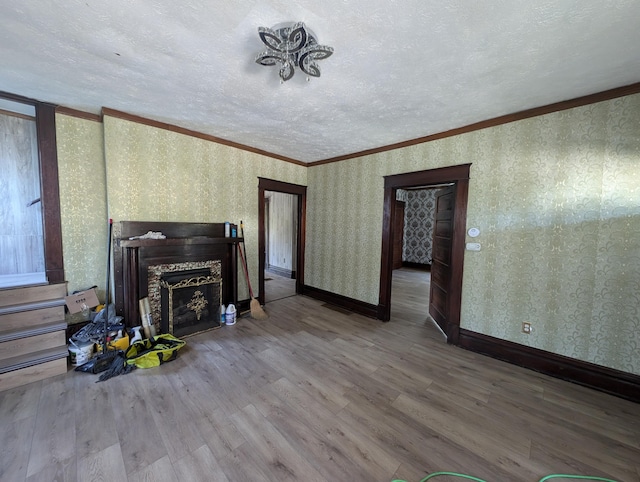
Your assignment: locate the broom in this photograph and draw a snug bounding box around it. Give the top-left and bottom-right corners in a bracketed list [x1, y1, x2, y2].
[76, 218, 119, 374]
[239, 221, 268, 320]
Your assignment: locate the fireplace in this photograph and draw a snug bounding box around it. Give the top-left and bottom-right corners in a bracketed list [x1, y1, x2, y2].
[159, 267, 222, 337]
[113, 222, 240, 335]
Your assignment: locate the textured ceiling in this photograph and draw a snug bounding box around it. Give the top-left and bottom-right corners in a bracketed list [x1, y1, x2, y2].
[2, 1, 640, 163]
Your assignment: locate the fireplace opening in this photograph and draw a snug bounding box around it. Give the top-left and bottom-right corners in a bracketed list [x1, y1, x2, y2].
[160, 268, 222, 338]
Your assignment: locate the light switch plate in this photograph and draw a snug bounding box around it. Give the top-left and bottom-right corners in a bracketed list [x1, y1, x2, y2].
[466, 242, 481, 251]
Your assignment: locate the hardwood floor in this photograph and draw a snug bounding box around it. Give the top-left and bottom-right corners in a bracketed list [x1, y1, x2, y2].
[1, 269, 639, 481]
[264, 271, 296, 303]
[389, 268, 443, 341]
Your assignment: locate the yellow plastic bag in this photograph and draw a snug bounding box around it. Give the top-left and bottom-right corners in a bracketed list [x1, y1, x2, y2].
[125, 333, 186, 369]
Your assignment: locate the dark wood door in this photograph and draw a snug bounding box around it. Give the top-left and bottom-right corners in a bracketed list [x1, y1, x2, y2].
[392, 200, 405, 270]
[264, 197, 270, 268]
[429, 185, 455, 335]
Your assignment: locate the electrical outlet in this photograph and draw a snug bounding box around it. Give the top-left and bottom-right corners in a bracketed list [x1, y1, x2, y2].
[522, 322, 531, 334]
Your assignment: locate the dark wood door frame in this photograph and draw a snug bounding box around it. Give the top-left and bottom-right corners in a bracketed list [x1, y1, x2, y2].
[258, 178, 307, 306]
[392, 200, 405, 270]
[264, 197, 270, 268]
[379, 164, 470, 344]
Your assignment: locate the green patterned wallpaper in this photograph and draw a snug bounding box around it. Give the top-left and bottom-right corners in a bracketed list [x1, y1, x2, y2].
[56, 114, 108, 297]
[57, 94, 639, 376]
[307, 94, 640, 375]
[102, 115, 306, 301]
[57, 114, 306, 303]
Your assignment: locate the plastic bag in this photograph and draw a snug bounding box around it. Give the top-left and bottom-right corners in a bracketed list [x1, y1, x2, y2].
[124, 333, 186, 369]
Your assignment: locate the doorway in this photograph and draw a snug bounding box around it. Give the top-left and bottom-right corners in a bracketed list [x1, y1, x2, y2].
[379, 164, 471, 344]
[391, 187, 441, 336]
[264, 190, 298, 302]
[258, 178, 307, 306]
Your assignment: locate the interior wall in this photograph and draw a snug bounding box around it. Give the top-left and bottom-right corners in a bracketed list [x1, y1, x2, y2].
[307, 93, 640, 376]
[55, 94, 640, 376]
[56, 113, 307, 300]
[102, 115, 306, 300]
[56, 114, 107, 296]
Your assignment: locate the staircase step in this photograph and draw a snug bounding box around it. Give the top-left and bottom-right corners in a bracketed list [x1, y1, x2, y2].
[0, 305, 65, 331]
[0, 283, 70, 391]
[0, 320, 67, 343]
[0, 283, 67, 307]
[0, 345, 69, 375]
[0, 358, 67, 392]
[0, 329, 67, 363]
[0, 298, 66, 317]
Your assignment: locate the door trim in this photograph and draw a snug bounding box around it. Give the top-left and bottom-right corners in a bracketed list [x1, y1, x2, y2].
[258, 178, 307, 306]
[392, 200, 405, 270]
[379, 164, 470, 343]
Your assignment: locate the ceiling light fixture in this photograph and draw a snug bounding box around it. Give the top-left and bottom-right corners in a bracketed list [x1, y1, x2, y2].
[255, 22, 333, 83]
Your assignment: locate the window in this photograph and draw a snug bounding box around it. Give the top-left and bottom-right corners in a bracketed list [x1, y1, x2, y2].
[0, 93, 63, 289]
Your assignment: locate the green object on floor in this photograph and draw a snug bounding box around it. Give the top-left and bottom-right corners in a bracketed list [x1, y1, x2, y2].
[392, 472, 487, 482]
[538, 475, 618, 482]
[391, 472, 619, 482]
[125, 333, 186, 368]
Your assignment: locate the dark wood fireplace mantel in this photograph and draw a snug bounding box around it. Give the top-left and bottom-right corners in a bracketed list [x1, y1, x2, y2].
[118, 236, 240, 248]
[113, 221, 241, 329]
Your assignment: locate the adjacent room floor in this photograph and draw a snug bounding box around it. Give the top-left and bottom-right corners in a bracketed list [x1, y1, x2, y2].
[1, 271, 639, 481]
[389, 267, 443, 341]
[264, 270, 296, 303]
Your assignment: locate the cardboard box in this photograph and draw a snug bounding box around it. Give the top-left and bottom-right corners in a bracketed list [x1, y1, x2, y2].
[65, 288, 100, 314]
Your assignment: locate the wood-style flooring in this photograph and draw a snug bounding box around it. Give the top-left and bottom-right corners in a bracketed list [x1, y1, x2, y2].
[1, 269, 639, 481]
[264, 271, 296, 304]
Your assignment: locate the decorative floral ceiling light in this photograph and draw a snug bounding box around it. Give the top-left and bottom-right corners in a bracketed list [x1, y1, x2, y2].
[255, 22, 333, 83]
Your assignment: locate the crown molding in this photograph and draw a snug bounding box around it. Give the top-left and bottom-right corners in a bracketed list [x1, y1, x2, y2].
[101, 107, 306, 166]
[310, 81, 640, 167]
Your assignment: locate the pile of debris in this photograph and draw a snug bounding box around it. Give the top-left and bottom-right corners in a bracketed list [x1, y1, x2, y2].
[70, 304, 125, 348]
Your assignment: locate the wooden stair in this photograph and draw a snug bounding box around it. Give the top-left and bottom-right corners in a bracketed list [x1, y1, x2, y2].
[0, 283, 68, 391]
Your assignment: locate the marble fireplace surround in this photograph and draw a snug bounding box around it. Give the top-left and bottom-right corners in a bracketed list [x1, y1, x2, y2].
[113, 221, 240, 331]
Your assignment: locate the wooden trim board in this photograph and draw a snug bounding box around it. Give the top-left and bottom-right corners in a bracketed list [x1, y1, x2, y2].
[302, 285, 379, 319]
[458, 328, 640, 403]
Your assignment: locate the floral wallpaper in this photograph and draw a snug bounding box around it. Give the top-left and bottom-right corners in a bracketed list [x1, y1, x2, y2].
[57, 114, 306, 303]
[102, 115, 306, 301]
[307, 94, 640, 375]
[306, 156, 385, 303]
[56, 114, 107, 297]
[403, 189, 437, 265]
[56, 93, 640, 376]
